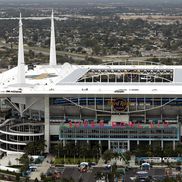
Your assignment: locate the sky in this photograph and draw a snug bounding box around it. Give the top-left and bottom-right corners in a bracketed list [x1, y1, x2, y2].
[0, 0, 182, 6]
[0, 0, 181, 2]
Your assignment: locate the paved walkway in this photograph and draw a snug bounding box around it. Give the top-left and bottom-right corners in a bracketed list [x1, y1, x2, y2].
[0, 154, 22, 166]
[29, 155, 53, 181]
[97, 158, 105, 166]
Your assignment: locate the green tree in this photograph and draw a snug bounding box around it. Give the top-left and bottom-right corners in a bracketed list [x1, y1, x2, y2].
[102, 150, 114, 163]
[91, 144, 100, 161]
[53, 142, 62, 157]
[95, 172, 105, 180]
[25, 176, 30, 182]
[34, 178, 39, 182]
[19, 153, 31, 173]
[15, 173, 20, 182]
[79, 143, 89, 161]
[175, 143, 182, 156]
[40, 173, 46, 181]
[25, 140, 46, 155]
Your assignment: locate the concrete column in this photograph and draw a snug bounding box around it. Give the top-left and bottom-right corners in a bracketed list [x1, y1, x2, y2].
[38, 110, 41, 121]
[108, 140, 111, 150]
[137, 140, 140, 145]
[173, 141, 176, 151]
[161, 140, 164, 150]
[29, 109, 32, 119]
[19, 103, 24, 117]
[127, 140, 130, 151]
[63, 140, 66, 147]
[149, 140, 151, 145]
[99, 140, 102, 155]
[144, 111, 147, 123]
[44, 96, 50, 153]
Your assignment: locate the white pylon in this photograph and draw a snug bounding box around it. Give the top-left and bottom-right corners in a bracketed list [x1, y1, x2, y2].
[49, 10, 57, 66]
[17, 13, 25, 84]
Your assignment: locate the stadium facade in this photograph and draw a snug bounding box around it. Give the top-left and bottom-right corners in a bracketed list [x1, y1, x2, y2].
[0, 11, 181, 154]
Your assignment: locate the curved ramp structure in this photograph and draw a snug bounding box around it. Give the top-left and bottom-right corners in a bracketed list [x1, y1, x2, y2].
[0, 118, 44, 153]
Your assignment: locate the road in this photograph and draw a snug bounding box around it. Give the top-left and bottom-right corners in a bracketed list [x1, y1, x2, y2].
[0, 41, 158, 62]
[0, 15, 95, 21]
[0, 41, 87, 61]
[0, 40, 181, 64]
[124, 168, 166, 182]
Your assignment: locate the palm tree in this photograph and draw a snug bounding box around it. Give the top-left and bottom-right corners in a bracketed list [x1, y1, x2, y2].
[19, 153, 30, 173]
[65, 142, 73, 157]
[79, 145, 86, 161]
[15, 173, 20, 182]
[92, 144, 101, 161]
[62, 145, 67, 163]
[102, 150, 114, 163]
[34, 178, 39, 182]
[64, 142, 77, 163]
[37, 139, 47, 155]
[91, 145, 98, 161]
[25, 177, 30, 182]
[79, 142, 90, 161]
[72, 143, 77, 163]
[25, 140, 47, 155]
[175, 143, 182, 156]
[98, 143, 102, 155]
[52, 144, 58, 157]
[25, 142, 35, 155]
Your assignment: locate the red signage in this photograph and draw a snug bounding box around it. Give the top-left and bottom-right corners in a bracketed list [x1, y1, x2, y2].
[67, 121, 169, 129]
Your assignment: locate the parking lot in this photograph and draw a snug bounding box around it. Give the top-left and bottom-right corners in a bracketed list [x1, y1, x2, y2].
[124, 168, 167, 181]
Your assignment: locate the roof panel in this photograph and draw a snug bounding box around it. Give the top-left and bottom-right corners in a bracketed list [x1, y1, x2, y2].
[57, 68, 89, 84]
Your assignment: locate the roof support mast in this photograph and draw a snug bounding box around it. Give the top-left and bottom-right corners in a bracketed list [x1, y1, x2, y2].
[17, 13, 25, 84]
[49, 10, 57, 66]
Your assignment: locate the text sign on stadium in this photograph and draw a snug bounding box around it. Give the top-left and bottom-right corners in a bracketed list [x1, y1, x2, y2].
[110, 98, 128, 111]
[67, 121, 169, 129]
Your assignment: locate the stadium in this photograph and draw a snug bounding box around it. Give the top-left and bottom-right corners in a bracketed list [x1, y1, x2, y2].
[0, 11, 181, 154]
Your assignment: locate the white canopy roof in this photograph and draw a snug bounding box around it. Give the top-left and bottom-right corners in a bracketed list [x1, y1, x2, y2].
[0, 64, 182, 96]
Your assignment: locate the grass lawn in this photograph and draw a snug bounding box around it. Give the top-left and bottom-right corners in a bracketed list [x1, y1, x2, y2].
[54, 157, 98, 165]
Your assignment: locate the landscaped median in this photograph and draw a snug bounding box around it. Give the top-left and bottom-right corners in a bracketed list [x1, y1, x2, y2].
[53, 157, 98, 165]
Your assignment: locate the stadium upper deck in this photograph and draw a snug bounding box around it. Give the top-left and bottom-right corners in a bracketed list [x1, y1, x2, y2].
[0, 63, 182, 96]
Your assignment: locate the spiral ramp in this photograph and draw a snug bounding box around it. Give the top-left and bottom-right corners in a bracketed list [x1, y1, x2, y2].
[0, 118, 44, 154]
